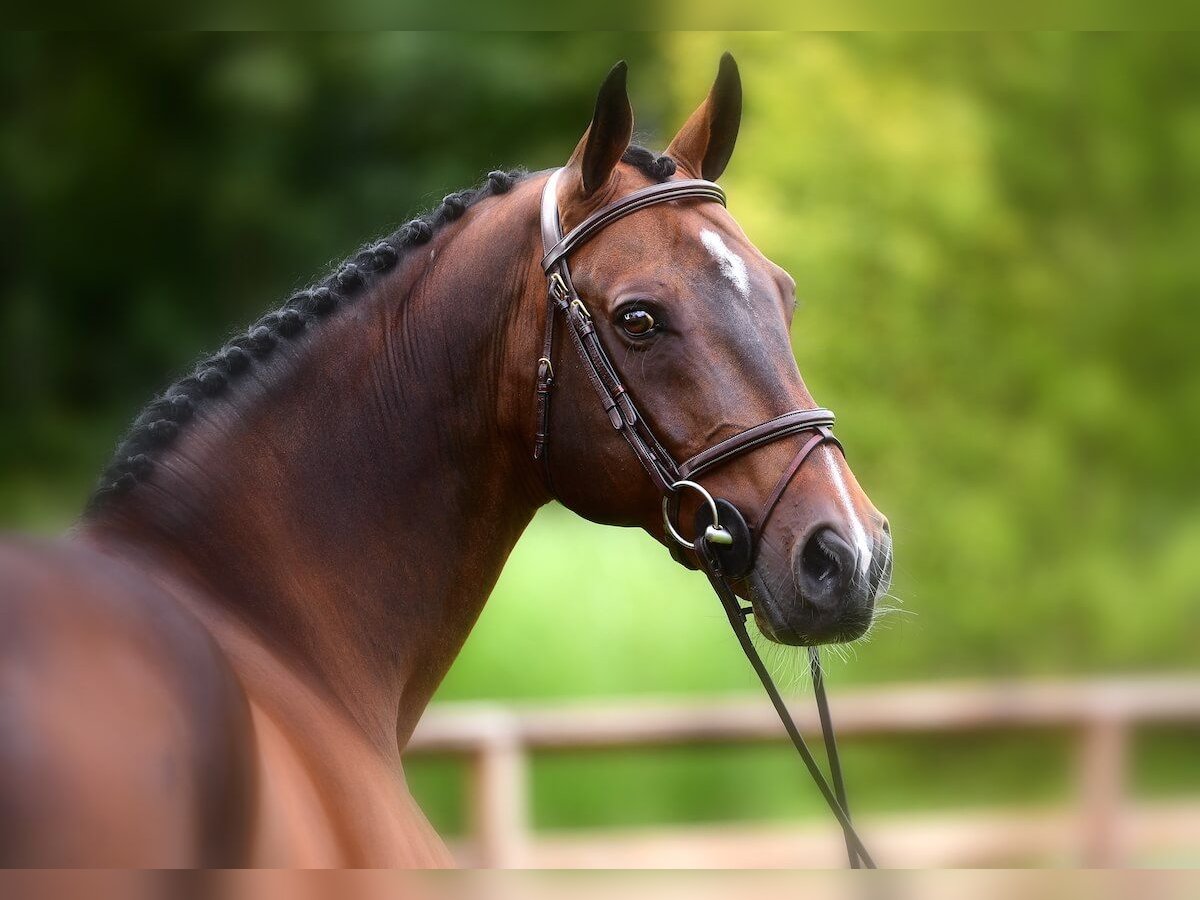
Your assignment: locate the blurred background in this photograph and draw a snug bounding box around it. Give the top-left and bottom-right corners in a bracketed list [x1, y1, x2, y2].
[2, 32, 1197, 866]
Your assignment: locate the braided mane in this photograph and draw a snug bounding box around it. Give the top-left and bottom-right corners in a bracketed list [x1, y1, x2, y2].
[86, 147, 676, 512]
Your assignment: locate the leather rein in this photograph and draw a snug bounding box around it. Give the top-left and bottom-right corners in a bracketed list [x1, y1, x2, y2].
[534, 169, 874, 868]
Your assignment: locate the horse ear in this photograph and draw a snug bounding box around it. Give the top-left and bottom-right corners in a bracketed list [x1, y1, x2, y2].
[665, 52, 742, 181]
[565, 61, 634, 198]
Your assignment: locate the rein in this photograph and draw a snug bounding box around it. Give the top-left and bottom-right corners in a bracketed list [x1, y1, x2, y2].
[534, 169, 874, 868]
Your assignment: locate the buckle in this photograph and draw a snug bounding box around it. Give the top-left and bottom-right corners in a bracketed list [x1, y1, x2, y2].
[570, 298, 592, 322]
[548, 273, 570, 302]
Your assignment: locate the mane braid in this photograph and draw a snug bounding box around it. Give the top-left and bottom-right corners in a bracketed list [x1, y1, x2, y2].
[85, 167, 528, 514]
[85, 147, 677, 514]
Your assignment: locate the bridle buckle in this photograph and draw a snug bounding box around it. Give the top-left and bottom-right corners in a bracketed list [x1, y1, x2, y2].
[548, 272, 570, 303]
[569, 298, 591, 321]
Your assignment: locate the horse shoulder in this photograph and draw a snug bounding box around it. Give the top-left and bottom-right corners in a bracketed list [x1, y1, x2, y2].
[230, 655, 453, 867]
[0, 537, 257, 866]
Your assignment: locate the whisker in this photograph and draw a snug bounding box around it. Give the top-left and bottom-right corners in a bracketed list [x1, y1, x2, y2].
[749, 630, 808, 692]
[826, 642, 851, 666]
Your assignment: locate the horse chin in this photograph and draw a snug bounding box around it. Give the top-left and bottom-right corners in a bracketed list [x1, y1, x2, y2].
[741, 569, 874, 647]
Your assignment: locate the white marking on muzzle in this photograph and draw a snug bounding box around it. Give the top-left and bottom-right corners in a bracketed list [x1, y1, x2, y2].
[699, 228, 750, 299]
[823, 446, 872, 577]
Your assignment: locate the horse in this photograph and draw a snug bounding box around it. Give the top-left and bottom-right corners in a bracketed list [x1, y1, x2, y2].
[0, 54, 892, 866]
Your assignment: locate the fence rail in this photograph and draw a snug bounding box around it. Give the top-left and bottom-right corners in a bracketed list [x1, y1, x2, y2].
[404, 676, 1200, 867]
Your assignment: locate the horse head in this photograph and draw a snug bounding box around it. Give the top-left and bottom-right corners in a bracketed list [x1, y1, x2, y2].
[537, 57, 892, 645]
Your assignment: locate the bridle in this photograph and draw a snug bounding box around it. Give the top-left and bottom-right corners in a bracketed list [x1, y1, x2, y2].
[534, 168, 875, 868]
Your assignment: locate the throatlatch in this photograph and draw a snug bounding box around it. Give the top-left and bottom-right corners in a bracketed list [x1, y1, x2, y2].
[534, 168, 874, 868]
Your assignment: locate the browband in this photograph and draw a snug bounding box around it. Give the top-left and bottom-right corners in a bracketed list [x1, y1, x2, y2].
[542, 176, 727, 273]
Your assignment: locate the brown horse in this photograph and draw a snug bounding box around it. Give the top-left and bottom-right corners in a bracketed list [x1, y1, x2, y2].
[0, 56, 891, 866]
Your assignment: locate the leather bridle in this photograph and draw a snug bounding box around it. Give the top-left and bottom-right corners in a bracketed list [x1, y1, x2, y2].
[534, 168, 875, 868]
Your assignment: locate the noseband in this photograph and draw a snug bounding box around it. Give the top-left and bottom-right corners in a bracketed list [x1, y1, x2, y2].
[534, 169, 874, 867]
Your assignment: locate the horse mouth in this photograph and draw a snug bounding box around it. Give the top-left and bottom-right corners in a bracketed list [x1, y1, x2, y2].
[740, 569, 875, 647]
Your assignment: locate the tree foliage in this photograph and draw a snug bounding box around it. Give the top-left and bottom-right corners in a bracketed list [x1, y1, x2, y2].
[2, 32, 1196, 680]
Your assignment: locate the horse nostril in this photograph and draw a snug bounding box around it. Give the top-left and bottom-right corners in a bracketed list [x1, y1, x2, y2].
[802, 532, 840, 584]
[796, 527, 855, 607]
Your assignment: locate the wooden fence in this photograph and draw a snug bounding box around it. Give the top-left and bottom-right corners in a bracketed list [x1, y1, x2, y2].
[404, 676, 1200, 868]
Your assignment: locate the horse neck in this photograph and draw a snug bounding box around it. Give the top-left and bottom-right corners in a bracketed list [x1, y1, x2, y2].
[82, 177, 550, 751]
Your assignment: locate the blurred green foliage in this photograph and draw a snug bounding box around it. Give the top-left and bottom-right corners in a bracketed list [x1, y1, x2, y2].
[2, 33, 1198, 838]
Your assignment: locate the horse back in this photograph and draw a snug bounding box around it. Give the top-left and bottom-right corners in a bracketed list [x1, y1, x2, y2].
[0, 536, 257, 866]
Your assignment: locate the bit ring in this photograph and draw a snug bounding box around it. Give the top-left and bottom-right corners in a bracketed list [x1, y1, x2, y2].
[662, 480, 731, 550]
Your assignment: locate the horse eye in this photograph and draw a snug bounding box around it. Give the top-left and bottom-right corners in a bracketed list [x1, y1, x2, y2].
[619, 308, 657, 337]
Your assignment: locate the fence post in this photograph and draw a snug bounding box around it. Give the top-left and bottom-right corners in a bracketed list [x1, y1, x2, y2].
[469, 714, 529, 868]
[1077, 712, 1129, 866]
